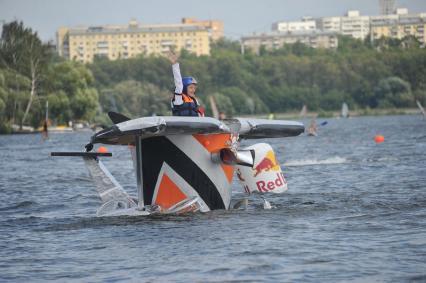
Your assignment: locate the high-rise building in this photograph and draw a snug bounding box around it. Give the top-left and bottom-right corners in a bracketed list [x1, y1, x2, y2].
[315, 17, 341, 33]
[272, 17, 316, 33]
[251, 6, 425, 51]
[370, 9, 426, 44]
[241, 31, 338, 54]
[379, 0, 396, 15]
[316, 10, 370, 40]
[276, 11, 370, 40]
[181, 18, 223, 41]
[57, 18, 223, 63]
[340, 11, 370, 39]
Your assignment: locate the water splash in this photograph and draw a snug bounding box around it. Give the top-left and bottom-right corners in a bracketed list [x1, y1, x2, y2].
[284, 156, 347, 167]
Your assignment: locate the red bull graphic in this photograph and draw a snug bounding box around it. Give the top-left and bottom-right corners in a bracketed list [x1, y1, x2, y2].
[253, 150, 280, 177]
[236, 143, 288, 194]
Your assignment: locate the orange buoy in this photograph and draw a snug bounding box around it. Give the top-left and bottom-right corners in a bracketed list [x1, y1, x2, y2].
[374, 135, 385, 143]
[97, 146, 109, 153]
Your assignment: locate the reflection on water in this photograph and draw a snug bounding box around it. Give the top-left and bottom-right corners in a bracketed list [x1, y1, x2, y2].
[0, 115, 425, 282]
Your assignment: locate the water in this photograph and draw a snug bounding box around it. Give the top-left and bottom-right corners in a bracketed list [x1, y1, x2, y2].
[0, 115, 425, 282]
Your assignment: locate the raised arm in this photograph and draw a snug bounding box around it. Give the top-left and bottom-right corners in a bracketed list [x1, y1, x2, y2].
[167, 51, 183, 96]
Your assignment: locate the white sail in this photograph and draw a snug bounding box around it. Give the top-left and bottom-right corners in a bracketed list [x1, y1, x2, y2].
[416, 100, 426, 118]
[299, 105, 307, 118]
[341, 103, 349, 118]
[209, 96, 220, 120]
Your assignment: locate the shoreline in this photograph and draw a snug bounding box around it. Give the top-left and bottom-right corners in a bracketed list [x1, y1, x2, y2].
[2, 108, 422, 135]
[241, 107, 422, 120]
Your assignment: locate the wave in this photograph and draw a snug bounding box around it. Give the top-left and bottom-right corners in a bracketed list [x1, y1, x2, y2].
[364, 156, 399, 163]
[284, 156, 348, 167]
[0, 201, 38, 211]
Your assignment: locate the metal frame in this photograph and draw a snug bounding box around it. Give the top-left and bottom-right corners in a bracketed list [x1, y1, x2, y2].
[135, 136, 144, 210]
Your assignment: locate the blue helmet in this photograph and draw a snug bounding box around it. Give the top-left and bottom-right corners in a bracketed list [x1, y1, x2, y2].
[182, 76, 197, 93]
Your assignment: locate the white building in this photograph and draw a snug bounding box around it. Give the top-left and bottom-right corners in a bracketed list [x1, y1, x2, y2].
[316, 17, 341, 33]
[272, 17, 316, 33]
[253, 7, 426, 49]
[379, 0, 396, 15]
[274, 11, 369, 40]
[315, 11, 371, 40]
[340, 10, 370, 39]
[370, 9, 426, 45]
[241, 31, 338, 54]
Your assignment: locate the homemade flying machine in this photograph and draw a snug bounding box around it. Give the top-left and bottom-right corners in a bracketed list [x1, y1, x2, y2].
[52, 112, 304, 216]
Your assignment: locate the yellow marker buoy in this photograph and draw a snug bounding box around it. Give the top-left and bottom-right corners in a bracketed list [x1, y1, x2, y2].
[374, 135, 385, 143]
[97, 146, 109, 153]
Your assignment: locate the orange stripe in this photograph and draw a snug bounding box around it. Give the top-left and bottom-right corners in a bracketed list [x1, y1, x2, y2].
[194, 133, 234, 183]
[221, 164, 234, 183]
[154, 174, 187, 209]
[193, 133, 231, 153]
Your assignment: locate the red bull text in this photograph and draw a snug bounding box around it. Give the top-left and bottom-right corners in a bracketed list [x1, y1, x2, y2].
[256, 172, 287, 192]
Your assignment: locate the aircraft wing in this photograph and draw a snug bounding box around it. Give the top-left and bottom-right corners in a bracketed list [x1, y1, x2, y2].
[223, 118, 305, 139]
[89, 115, 304, 146]
[90, 116, 230, 145]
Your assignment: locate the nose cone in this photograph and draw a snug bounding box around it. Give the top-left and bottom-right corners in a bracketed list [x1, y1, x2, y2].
[90, 125, 123, 145]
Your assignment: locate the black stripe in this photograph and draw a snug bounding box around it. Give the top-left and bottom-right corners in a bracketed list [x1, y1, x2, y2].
[141, 136, 225, 210]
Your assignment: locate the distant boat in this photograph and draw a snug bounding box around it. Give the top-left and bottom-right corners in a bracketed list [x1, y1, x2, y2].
[341, 103, 349, 118]
[299, 105, 307, 118]
[416, 100, 426, 118]
[11, 124, 35, 134]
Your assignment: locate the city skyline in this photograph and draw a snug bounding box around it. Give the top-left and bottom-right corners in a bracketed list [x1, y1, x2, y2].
[1, 0, 426, 42]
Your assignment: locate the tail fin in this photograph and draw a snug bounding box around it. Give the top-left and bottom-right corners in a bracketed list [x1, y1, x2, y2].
[108, 111, 131, 124]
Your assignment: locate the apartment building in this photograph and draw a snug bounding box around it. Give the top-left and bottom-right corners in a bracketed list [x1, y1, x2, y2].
[181, 17, 223, 41]
[315, 11, 370, 40]
[57, 18, 222, 63]
[241, 31, 338, 54]
[274, 11, 369, 40]
[315, 17, 341, 33]
[370, 9, 426, 44]
[272, 17, 316, 33]
[340, 11, 370, 39]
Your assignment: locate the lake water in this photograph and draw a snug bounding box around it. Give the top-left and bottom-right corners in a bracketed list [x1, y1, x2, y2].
[0, 115, 425, 282]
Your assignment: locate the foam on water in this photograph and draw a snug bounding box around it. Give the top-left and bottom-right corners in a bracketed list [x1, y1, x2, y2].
[284, 156, 347, 167]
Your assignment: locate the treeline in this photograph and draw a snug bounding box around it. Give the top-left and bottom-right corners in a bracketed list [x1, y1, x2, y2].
[1, 20, 426, 133]
[0, 21, 99, 133]
[89, 36, 426, 118]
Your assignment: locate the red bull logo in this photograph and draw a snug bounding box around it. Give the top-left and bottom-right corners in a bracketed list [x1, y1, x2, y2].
[236, 144, 288, 194]
[253, 150, 280, 177]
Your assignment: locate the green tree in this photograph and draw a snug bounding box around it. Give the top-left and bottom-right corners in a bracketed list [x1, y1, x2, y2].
[209, 92, 235, 117]
[374, 77, 413, 108]
[45, 61, 99, 123]
[99, 80, 170, 118]
[0, 21, 50, 127]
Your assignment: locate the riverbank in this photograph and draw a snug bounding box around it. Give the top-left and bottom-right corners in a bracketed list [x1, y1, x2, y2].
[247, 107, 422, 120]
[1, 107, 423, 135]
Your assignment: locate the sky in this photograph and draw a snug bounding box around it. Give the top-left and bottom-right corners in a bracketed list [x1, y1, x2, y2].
[1, 0, 426, 42]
